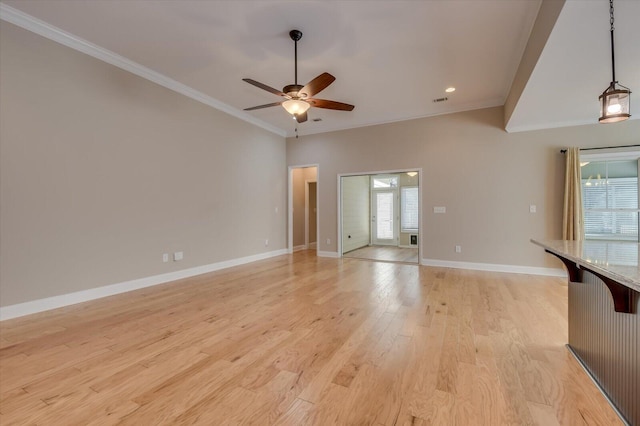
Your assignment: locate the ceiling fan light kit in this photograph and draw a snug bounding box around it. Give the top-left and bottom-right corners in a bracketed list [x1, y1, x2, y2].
[243, 29, 354, 125]
[282, 99, 310, 116]
[598, 0, 631, 123]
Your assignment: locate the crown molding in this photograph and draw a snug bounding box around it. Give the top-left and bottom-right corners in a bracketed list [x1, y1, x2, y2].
[0, 3, 287, 138]
[290, 98, 505, 138]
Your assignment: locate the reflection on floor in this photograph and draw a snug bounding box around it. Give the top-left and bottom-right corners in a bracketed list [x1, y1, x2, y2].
[343, 245, 419, 263]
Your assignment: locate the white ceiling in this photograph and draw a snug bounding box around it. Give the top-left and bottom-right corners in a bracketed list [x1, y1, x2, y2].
[506, 0, 640, 132]
[1, 0, 638, 137]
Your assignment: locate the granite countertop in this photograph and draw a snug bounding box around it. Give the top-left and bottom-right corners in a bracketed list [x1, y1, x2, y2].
[531, 239, 640, 293]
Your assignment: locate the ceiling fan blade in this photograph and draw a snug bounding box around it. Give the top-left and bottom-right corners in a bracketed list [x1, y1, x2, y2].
[244, 102, 282, 111]
[308, 98, 355, 111]
[242, 79, 289, 97]
[299, 73, 335, 98]
[295, 111, 308, 123]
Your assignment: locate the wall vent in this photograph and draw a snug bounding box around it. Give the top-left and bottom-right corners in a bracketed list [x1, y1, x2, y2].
[432, 97, 448, 103]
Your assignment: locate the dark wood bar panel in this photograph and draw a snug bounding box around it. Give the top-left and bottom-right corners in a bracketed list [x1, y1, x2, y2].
[570, 271, 639, 425]
[533, 240, 639, 426]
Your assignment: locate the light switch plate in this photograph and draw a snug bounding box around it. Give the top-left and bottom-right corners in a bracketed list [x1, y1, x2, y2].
[433, 206, 446, 214]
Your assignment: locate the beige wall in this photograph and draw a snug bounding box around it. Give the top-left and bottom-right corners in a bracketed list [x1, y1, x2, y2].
[292, 167, 317, 247]
[0, 23, 287, 306]
[287, 106, 640, 268]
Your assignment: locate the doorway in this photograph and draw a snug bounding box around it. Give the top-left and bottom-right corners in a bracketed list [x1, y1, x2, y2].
[339, 170, 421, 264]
[288, 165, 318, 253]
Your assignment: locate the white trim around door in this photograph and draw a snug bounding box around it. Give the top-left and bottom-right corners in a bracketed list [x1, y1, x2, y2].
[337, 168, 423, 262]
[288, 164, 320, 254]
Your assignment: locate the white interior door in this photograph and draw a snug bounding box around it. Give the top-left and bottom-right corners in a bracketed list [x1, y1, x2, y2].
[372, 190, 398, 245]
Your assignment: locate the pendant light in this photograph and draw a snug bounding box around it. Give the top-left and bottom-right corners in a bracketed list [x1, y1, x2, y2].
[282, 99, 310, 116]
[599, 0, 631, 123]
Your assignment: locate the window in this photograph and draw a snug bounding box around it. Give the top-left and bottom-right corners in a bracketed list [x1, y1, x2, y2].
[372, 176, 398, 188]
[582, 157, 639, 241]
[401, 186, 419, 232]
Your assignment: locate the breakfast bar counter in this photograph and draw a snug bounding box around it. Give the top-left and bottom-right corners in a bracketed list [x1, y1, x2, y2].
[532, 239, 639, 426]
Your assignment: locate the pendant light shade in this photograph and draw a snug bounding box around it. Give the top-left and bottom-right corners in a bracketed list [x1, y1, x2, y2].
[599, 84, 631, 123]
[282, 99, 310, 116]
[599, 0, 631, 123]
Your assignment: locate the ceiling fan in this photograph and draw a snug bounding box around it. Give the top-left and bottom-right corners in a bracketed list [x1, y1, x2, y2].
[243, 30, 354, 123]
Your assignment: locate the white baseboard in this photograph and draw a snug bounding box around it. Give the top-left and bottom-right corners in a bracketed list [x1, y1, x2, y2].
[309, 242, 317, 249]
[292, 245, 307, 252]
[0, 250, 565, 321]
[421, 258, 566, 277]
[317, 251, 339, 258]
[316, 253, 562, 277]
[0, 248, 288, 321]
[399, 245, 418, 249]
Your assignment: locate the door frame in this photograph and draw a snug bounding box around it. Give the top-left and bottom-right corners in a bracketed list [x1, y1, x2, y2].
[305, 179, 317, 248]
[338, 168, 423, 262]
[288, 164, 319, 254]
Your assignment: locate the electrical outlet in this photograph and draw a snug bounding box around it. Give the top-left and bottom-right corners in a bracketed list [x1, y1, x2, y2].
[173, 251, 183, 261]
[455, 245, 462, 253]
[326, 238, 331, 245]
[529, 204, 537, 213]
[265, 239, 269, 247]
[162, 253, 169, 263]
[433, 206, 446, 214]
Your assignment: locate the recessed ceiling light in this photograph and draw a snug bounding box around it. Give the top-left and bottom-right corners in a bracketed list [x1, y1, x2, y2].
[445, 87, 456, 93]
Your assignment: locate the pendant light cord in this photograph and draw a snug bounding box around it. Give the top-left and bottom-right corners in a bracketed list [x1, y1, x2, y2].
[610, 0, 616, 84]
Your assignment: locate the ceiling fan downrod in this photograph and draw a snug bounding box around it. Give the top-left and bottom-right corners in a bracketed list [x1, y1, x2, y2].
[290, 30, 302, 86]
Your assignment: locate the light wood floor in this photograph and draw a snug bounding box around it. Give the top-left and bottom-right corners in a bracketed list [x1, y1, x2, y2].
[343, 245, 419, 263]
[0, 250, 623, 425]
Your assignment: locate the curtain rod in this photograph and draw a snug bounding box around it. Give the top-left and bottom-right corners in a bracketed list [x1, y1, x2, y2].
[560, 144, 640, 153]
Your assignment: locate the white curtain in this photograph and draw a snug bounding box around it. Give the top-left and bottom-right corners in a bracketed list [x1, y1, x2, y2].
[562, 147, 584, 240]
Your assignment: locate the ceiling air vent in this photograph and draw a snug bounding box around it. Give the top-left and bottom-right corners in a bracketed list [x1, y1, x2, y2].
[313, 118, 322, 122]
[432, 97, 448, 103]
